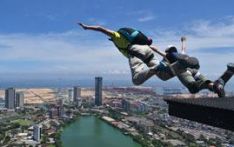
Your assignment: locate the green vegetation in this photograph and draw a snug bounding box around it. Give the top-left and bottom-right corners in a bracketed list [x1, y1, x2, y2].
[55, 129, 63, 147]
[41, 134, 49, 144]
[0, 122, 20, 133]
[11, 119, 33, 127]
[153, 123, 200, 146]
[152, 139, 164, 147]
[0, 134, 5, 141]
[3, 135, 11, 144]
[132, 135, 154, 147]
[108, 108, 123, 120]
[48, 145, 56, 147]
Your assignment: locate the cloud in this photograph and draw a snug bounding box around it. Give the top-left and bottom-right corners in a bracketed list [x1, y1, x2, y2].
[127, 10, 156, 22]
[188, 17, 234, 37]
[153, 16, 234, 50]
[149, 17, 234, 78]
[0, 30, 129, 74]
[138, 15, 155, 22]
[0, 16, 234, 79]
[0, 30, 109, 61]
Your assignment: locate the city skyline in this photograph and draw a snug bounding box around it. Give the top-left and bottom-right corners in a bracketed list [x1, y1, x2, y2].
[0, 81, 234, 146]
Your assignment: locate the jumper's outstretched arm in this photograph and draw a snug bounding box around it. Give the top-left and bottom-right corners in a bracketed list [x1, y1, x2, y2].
[150, 45, 166, 57]
[181, 36, 186, 54]
[78, 22, 114, 37]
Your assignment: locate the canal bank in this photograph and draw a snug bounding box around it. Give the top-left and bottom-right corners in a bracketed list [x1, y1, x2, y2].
[60, 116, 142, 147]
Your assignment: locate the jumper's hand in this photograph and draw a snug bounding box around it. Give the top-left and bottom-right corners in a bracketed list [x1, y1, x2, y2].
[181, 36, 186, 54]
[78, 22, 88, 30]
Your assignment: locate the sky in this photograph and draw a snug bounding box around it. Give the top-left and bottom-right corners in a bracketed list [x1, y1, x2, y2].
[0, 0, 234, 84]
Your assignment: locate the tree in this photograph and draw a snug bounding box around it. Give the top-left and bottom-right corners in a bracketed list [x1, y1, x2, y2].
[3, 135, 10, 144]
[152, 139, 163, 147]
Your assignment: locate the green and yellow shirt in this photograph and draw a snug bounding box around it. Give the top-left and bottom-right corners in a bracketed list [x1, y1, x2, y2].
[110, 32, 130, 57]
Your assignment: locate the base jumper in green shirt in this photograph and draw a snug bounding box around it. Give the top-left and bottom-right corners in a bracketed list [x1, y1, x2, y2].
[78, 23, 225, 95]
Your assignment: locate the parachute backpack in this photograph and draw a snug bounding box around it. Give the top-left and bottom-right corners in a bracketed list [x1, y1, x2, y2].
[117, 28, 152, 46]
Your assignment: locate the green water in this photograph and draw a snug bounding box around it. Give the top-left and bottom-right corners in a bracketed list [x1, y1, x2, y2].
[61, 116, 142, 147]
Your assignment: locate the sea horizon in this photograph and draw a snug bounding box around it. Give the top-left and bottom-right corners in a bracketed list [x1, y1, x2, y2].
[0, 78, 233, 94]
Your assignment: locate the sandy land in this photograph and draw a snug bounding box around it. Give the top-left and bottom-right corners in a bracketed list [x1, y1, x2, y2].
[21, 88, 56, 104]
[81, 88, 95, 97]
[81, 88, 109, 98]
[0, 88, 56, 104]
[0, 88, 111, 105]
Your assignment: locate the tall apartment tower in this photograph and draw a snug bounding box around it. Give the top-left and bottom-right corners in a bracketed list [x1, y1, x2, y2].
[73, 86, 81, 105]
[5, 88, 16, 109]
[95, 77, 103, 106]
[16, 92, 24, 108]
[33, 124, 42, 142]
[68, 89, 73, 101]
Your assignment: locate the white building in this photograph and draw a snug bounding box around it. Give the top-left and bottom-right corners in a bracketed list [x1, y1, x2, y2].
[33, 125, 42, 142]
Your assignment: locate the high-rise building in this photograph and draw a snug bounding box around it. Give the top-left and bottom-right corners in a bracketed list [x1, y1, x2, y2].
[16, 92, 24, 108]
[122, 99, 130, 112]
[49, 107, 59, 119]
[33, 124, 41, 142]
[58, 106, 65, 118]
[68, 89, 73, 101]
[5, 88, 16, 109]
[95, 77, 103, 106]
[49, 106, 65, 119]
[73, 86, 81, 106]
[58, 99, 64, 106]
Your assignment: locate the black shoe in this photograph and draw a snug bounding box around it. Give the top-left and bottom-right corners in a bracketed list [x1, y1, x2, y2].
[213, 80, 225, 97]
[176, 54, 200, 69]
[227, 63, 234, 73]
